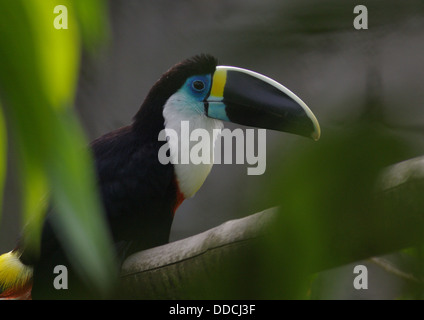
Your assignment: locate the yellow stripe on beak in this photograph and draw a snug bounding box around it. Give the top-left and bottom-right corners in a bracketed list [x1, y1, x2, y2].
[209, 68, 227, 99]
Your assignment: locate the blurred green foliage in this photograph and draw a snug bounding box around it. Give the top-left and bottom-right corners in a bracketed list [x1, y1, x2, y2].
[262, 121, 411, 299]
[202, 119, 424, 299]
[0, 107, 5, 225]
[0, 0, 115, 295]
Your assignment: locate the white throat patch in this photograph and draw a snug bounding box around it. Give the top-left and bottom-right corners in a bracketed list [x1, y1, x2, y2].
[162, 93, 223, 198]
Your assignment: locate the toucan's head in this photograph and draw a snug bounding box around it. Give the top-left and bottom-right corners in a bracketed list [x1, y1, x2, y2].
[133, 55, 320, 199]
[134, 54, 320, 141]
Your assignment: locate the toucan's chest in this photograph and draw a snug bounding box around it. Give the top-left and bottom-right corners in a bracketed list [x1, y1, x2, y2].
[162, 94, 224, 199]
[90, 131, 179, 253]
[172, 176, 185, 215]
[91, 127, 176, 214]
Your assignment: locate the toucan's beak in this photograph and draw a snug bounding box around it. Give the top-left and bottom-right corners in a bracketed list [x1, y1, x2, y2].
[205, 66, 321, 141]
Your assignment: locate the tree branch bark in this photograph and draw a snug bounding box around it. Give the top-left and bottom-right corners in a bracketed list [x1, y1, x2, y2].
[120, 156, 424, 299]
[120, 208, 277, 299]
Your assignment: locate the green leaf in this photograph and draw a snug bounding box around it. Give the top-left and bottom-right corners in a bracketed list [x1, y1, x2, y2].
[0, 106, 6, 224]
[0, 0, 116, 295]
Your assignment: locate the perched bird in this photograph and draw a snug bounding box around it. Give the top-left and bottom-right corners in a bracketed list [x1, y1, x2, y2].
[0, 54, 320, 299]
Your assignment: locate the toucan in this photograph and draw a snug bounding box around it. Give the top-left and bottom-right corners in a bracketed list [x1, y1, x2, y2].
[0, 54, 320, 299]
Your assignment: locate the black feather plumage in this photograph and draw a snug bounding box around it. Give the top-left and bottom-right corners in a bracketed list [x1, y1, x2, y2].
[29, 54, 219, 299]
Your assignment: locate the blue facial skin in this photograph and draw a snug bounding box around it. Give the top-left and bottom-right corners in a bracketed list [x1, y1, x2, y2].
[186, 74, 212, 101]
[184, 74, 230, 122]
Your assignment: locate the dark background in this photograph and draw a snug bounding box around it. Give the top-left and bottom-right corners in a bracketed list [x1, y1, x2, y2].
[1, 0, 424, 298]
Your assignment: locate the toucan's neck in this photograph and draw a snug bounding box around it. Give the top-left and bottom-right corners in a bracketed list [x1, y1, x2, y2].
[132, 92, 222, 201]
[162, 95, 223, 199]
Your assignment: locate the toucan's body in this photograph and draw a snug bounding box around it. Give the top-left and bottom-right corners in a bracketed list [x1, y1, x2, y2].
[0, 55, 320, 299]
[31, 125, 178, 299]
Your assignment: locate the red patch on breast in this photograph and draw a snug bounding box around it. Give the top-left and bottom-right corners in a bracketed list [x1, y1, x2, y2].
[172, 177, 185, 216]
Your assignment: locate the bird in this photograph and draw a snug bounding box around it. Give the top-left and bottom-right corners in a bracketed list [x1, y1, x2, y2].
[0, 54, 320, 299]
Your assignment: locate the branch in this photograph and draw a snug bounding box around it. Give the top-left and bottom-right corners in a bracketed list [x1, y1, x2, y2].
[120, 156, 424, 299]
[121, 208, 277, 299]
[369, 257, 422, 284]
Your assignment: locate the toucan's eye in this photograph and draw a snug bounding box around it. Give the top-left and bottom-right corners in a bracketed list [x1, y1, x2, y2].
[192, 80, 205, 92]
